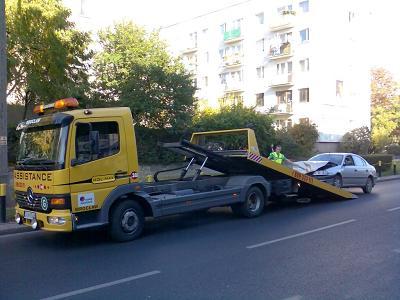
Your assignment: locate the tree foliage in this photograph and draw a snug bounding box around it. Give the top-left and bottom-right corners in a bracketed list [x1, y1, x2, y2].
[6, 0, 92, 118]
[370, 68, 400, 152]
[94, 22, 196, 130]
[339, 126, 372, 154]
[193, 105, 276, 154]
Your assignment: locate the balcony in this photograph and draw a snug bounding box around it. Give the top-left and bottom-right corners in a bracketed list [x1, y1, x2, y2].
[269, 73, 294, 87]
[181, 46, 198, 54]
[269, 42, 293, 60]
[221, 81, 244, 93]
[269, 11, 296, 32]
[269, 103, 293, 116]
[218, 93, 244, 107]
[223, 28, 242, 43]
[222, 53, 243, 68]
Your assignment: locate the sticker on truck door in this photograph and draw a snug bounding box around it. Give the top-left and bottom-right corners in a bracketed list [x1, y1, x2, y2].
[77, 192, 95, 208]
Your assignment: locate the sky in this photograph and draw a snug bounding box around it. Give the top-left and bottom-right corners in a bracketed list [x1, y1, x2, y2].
[69, 0, 400, 79]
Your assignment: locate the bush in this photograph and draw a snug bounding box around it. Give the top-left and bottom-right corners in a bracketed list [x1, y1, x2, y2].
[339, 126, 372, 154]
[274, 129, 308, 160]
[193, 105, 276, 155]
[385, 144, 400, 156]
[362, 154, 393, 171]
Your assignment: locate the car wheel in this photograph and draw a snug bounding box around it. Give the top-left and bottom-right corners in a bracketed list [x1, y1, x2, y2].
[362, 177, 373, 194]
[333, 175, 342, 188]
[109, 200, 145, 242]
[231, 186, 265, 218]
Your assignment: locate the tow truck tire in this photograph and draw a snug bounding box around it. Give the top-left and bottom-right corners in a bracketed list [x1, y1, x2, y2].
[231, 186, 265, 218]
[362, 177, 373, 194]
[109, 200, 145, 242]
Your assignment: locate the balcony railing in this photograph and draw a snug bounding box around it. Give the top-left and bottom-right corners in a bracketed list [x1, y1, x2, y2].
[221, 81, 244, 92]
[270, 11, 296, 31]
[269, 42, 293, 59]
[223, 53, 243, 67]
[218, 94, 244, 107]
[269, 103, 293, 115]
[223, 28, 242, 42]
[269, 73, 293, 87]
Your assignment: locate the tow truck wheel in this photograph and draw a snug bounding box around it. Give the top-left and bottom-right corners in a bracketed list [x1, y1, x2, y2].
[231, 186, 265, 218]
[109, 200, 145, 242]
[362, 177, 373, 194]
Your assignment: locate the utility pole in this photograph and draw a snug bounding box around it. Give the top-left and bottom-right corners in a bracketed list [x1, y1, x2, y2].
[0, 0, 8, 222]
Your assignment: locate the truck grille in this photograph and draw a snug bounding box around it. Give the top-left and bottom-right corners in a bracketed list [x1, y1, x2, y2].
[15, 191, 50, 213]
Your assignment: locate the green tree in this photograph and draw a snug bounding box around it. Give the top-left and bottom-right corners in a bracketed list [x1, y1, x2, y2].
[339, 126, 372, 154]
[6, 0, 92, 118]
[370, 68, 400, 151]
[193, 105, 276, 154]
[286, 123, 319, 157]
[94, 22, 196, 130]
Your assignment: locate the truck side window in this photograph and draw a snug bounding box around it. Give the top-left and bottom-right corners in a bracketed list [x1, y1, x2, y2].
[76, 121, 120, 162]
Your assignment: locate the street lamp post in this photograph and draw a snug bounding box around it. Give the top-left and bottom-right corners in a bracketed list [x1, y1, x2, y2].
[0, 0, 8, 223]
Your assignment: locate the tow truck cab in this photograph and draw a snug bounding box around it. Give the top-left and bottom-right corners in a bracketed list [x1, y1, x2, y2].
[14, 98, 140, 232]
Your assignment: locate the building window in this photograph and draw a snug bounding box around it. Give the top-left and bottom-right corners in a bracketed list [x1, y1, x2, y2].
[256, 12, 264, 24]
[202, 28, 208, 35]
[203, 76, 208, 87]
[276, 62, 292, 74]
[287, 119, 293, 127]
[205, 52, 209, 63]
[189, 32, 197, 48]
[256, 93, 264, 106]
[299, 1, 309, 13]
[256, 38, 265, 52]
[299, 88, 309, 102]
[299, 117, 310, 125]
[300, 28, 309, 43]
[220, 23, 226, 34]
[299, 58, 309, 72]
[80, 0, 88, 16]
[276, 90, 292, 104]
[256, 66, 265, 79]
[336, 80, 344, 97]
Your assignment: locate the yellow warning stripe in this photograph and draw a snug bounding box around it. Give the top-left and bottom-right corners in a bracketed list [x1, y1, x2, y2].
[247, 152, 355, 199]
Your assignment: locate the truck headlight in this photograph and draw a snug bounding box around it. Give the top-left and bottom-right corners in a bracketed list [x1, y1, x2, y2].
[15, 213, 22, 224]
[47, 216, 67, 225]
[313, 170, 329, 176]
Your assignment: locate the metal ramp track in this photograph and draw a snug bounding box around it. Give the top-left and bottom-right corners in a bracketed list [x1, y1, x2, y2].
[163, 140, 356, 200]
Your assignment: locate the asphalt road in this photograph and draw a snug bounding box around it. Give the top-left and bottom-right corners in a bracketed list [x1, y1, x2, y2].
[1, 180, 399, 300]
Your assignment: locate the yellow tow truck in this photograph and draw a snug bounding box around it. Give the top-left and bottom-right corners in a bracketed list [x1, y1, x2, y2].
[14, 98, 355, 241]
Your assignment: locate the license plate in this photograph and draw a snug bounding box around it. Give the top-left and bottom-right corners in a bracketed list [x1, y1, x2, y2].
[24, 211, 36, 220]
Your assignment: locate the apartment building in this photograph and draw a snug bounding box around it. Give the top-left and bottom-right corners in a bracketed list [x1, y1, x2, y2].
[160, 0, 371, 150]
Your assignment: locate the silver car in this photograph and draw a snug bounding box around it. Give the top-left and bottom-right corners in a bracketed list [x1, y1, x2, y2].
[308, 153, 378, 193]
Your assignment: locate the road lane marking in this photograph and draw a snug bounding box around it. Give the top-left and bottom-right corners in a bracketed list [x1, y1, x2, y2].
[387, 206, 400, 212]
[247, 219, 357, 249]
[40, 270, 161, 300]
[283, 295, 303, 300]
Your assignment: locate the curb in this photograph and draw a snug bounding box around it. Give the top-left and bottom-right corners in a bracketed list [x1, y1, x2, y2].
[0, 223, 33, 236]
[377, 175, 400, 182]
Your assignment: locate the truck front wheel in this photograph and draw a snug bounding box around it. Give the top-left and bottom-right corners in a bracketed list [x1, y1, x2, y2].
[109, 200, 145, 242]
[231, 186, 265, 218]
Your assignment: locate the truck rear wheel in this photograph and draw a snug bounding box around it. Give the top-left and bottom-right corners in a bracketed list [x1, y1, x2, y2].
[109, 200, 145, 242]
[231, 186, 265, 218]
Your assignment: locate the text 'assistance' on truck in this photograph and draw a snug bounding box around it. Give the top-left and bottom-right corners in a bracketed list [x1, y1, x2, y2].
[14, 98, 356, 242]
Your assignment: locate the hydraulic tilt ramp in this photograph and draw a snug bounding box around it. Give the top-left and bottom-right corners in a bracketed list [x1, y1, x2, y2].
[163, 129, 356, 200]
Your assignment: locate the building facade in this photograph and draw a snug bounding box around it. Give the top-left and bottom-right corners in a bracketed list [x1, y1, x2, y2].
[160, 0, 370, 148]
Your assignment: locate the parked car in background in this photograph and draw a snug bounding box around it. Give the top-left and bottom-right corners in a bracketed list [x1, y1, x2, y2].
[307, 153, 378, 193]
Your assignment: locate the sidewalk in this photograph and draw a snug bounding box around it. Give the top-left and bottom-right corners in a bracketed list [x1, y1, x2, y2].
[0, 222, 32, 236]
[377, 175, 400, 182]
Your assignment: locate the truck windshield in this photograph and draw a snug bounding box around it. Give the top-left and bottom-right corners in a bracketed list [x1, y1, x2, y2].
[16, 125, 68, 170]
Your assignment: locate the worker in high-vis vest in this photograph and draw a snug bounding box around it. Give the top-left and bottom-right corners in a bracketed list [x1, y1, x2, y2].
[268, 145, 292, 164]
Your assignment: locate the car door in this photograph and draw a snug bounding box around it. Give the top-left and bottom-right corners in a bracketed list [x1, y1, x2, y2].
[342, 155, 357, 186]
[352, 155, 368, 186]
[69, 118, 129, 214]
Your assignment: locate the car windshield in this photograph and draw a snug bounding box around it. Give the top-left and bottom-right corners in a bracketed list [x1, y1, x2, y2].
[17, 125, 68, 169]
[308, 154, 344, 165]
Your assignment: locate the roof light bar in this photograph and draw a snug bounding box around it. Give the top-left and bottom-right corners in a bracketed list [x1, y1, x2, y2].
[33, 98, 79, 115]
